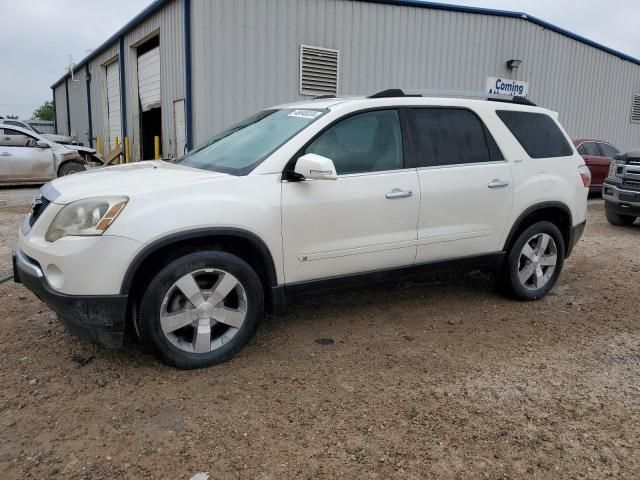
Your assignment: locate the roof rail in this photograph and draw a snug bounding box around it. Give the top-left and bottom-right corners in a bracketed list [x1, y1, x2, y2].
[367, 89, 536, 106]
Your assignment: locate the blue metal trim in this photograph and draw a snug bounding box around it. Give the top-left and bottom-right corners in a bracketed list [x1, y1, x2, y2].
[119, 38, 127, 143]
[184, 0, 193, 151]
[50, 0, 640, 92]
[64, 78, 71, 136]
[85, 64, 94, 148]
[52, 89, 57, 133]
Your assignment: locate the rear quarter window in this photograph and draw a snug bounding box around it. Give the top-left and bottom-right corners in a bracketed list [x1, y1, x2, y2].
[496, 110, 573, 159]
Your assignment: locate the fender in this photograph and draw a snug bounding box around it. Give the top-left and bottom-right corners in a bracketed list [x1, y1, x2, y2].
[502, 201, 573, 252]
[120, 227, 278, 295]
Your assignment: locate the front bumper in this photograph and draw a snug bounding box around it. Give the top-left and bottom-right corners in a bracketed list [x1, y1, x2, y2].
[603, 182, 640, 216]
[13, 249, 129, 348]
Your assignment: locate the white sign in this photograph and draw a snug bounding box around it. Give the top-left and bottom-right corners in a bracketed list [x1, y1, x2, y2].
[486, 76, 529, 98]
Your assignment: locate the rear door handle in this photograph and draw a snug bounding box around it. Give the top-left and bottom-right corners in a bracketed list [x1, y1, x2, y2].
[0, 152, 10, 157]
[386, 189, 413, 199]
[488, 179, 509, 189]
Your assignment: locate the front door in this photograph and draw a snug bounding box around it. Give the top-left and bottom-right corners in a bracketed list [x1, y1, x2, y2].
[0, 128, 55, 181]
[408, 108, 514, 263]
[281, 109, 419, 284]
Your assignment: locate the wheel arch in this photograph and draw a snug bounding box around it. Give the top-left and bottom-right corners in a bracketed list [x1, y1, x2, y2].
[503, 202, 573, 257]
[121, 228, 279, 314]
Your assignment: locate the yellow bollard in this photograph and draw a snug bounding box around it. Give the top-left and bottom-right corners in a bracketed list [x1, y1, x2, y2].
[114, 136, 120, 164]
[125, 137, 130, 163]
[96, 137, 102, 156]
[154, 136, 160, 160]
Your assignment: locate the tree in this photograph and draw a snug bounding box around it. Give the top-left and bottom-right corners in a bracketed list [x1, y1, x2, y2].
[32, 101, 55, 121]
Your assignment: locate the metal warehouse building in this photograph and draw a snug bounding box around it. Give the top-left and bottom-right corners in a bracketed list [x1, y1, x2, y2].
[51, 0, 640, 161]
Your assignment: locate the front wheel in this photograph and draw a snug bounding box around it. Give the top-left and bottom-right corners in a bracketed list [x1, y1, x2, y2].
[138, 251, 264, 369]
[499, 221, 565, 301]
[58, 161, 86, 177]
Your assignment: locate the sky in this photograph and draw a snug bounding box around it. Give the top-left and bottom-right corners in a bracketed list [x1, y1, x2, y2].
[1, 0, 639, 120]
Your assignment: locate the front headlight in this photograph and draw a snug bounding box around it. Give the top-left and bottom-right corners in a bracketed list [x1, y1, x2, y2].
[45, 196, 128, 242]
[606, 160, 624, 183]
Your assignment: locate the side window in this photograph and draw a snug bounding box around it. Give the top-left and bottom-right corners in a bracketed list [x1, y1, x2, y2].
[0, 129, 36, 147]
[411, 108, 500, 167]
[496, 110, 572, 159]
[599, 143, 620, 158]
[305, 110, 404, 175]
[579, 142, 600, 156]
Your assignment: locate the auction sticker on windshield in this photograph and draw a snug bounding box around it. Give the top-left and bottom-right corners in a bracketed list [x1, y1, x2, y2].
[288, 110, 323, 119]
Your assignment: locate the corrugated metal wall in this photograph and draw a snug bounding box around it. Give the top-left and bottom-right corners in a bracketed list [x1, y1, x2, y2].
[66, 74, 89, 145]
[53, 83, 68, 136]
[88, 44, 120, 152]
[123, 0, 185, 160]
[191, 0, 640, 150]
[58, 0, 640, 155]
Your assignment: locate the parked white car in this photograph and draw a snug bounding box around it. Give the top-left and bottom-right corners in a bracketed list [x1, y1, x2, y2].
[0, 119, 101, 163]
[0, 125, 101, 185]
[14, 91, 589, 368]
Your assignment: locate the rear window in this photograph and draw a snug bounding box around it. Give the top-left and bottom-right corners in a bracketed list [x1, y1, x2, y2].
[496, 111, 572, 159]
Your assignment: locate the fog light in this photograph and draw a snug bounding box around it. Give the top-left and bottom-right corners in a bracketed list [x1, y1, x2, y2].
[46, 264, 64, 289]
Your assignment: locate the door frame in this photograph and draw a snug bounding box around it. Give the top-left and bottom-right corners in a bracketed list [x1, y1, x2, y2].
[282, 106, 417, 179]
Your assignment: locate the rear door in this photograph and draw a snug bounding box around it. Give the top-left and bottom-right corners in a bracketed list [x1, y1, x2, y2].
[410, 107, 513, 263]
[281, 109, 419, 284]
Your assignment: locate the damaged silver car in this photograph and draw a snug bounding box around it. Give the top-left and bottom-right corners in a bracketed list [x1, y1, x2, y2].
[0, 125, 103, 185]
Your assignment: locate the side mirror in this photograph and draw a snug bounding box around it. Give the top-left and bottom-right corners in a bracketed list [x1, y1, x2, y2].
[294, 153, 338, 181]
[36, 141, 51, 149]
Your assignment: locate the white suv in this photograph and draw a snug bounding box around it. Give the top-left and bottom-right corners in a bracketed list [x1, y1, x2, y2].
[13, 91, 590, 368]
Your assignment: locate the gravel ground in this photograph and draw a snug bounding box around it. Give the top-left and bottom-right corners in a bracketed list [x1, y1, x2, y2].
[1, 187, 639, 479]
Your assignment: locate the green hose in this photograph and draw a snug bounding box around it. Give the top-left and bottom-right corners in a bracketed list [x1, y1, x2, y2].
[0, 273, 14, 284]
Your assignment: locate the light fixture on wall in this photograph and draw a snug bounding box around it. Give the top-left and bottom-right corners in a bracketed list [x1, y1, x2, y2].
[506, 59, 522, 79]
[507, 59, 522, 70]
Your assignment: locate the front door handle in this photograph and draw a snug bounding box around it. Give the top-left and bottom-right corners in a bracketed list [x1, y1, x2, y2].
[386, 189, 413, 199]
[0, 152, 10, 157]
[488, 179, 509, 189]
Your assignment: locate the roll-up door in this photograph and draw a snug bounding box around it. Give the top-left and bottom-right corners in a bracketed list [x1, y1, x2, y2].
[137, 46, 161, 112]
[106, 61, 121, 150]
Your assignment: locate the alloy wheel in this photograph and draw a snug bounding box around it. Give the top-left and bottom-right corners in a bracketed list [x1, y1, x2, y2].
[160, 268, 248, 353]
[517, 233, 558, 291]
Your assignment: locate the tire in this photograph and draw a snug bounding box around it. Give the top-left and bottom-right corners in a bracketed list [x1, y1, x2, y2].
[138, 251, 264, 369]
[58, 161, 86, 177]
[605, 209, 636, 226]
[499, 221, 565, 301]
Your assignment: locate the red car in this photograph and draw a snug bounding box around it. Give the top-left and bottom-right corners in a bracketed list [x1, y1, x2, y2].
[572, 139, 620, 192]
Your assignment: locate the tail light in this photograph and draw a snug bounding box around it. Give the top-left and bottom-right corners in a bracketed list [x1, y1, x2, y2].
[578, 165, 591, 188]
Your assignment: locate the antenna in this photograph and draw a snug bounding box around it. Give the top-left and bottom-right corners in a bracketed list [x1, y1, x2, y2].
[68, 55, 80, 82]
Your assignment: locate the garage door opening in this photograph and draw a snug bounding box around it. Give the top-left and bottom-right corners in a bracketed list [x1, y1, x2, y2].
[137, 35, 161, 159]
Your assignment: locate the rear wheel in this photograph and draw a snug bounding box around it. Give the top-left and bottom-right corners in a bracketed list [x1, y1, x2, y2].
[138, 251, 264, 369]
[58, 161, 86, 177]
[499, 221, 565, 301]
[605, 209, 636, 226]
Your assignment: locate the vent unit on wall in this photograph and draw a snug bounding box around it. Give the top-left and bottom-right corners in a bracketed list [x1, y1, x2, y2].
[299, 45, 339, 96]
[632, 94, 640, 124]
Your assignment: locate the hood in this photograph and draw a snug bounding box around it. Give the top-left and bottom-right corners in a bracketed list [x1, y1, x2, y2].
[48, 161, 230, 204]
[43, 133, 75, 143]
[64, 144, 97, 154]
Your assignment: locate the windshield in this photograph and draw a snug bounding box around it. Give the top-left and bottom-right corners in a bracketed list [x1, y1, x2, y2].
[178, 108, 327, 174]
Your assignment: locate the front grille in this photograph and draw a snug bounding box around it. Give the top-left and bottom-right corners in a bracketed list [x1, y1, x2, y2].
[28, 195, 50, 227]
[622, 178, 640, 190]
[628, 160, 640, 167]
